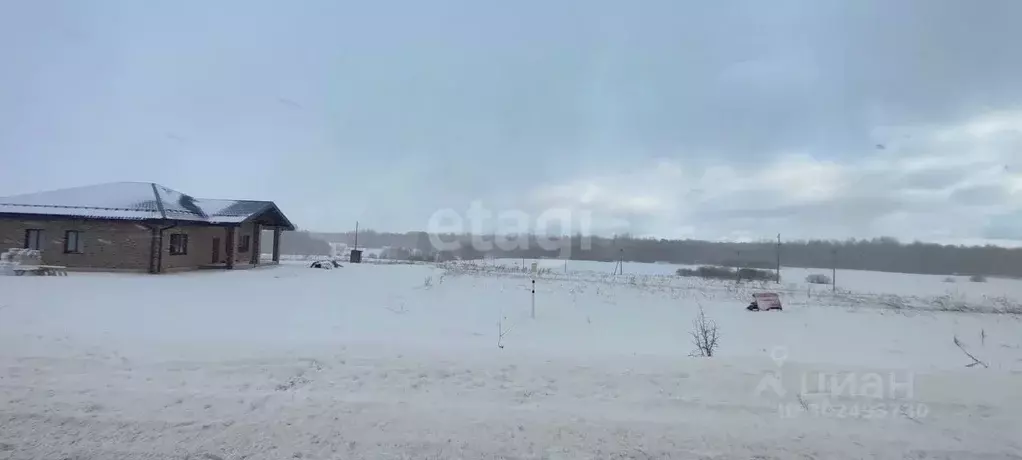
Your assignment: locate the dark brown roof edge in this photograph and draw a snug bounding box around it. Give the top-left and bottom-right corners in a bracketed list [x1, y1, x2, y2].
[239, 202, 297, 231]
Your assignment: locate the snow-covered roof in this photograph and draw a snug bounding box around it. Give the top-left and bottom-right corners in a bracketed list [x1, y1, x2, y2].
[0, 182, 295, 229]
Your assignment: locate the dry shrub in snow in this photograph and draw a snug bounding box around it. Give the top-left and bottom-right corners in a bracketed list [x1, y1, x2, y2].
[953, 335, 988, 368]
[880, 295, 910, 311]
[497, 315, 515, 349]
[689, 305, 720, 357]
[805, 274, 832, 285]
[943, 277, 956, 283]
[931, 294, 971, 312]
[982, 295, 1022, 315]
[737, 268, 775, 282]
[677, 266, 733, 279]
[970, 274, 988, 283]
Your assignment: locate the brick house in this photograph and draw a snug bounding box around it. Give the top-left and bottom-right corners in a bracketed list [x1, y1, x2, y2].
[0, 182, 295, 273]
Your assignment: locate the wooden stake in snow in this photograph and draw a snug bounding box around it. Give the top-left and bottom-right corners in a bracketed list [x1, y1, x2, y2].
[531, 279, 536, 319]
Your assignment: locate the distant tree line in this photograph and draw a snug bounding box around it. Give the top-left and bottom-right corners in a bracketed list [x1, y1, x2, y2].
[312, 230, 424, 250]
[309, 230, 1022, 278]
[261, 230, 332, 256]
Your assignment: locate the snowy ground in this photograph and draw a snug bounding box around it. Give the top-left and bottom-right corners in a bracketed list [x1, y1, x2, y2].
[1, 261, 1021, 459]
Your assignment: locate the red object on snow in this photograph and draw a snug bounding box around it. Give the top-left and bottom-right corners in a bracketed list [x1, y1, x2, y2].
[752, 292, 783, 311]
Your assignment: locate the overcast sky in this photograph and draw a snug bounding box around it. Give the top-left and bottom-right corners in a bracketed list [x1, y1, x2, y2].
[2, 0, 1022, 244]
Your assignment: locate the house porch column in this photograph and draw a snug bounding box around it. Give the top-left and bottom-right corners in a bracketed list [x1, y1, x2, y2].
[272, 227, 282, 263]
[226, 226, 236, 269]
[250, 223, 261, 265]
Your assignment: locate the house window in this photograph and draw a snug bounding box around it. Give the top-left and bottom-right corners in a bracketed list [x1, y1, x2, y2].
[24, 229, 43, 250]
[169, 233, 189, 255]
[64, 230, 82, 253]
[238, 235, 251, 253]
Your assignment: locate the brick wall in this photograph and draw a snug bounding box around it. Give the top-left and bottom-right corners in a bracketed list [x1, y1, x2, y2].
[0, 218, 153, 270]
[0, 218, 264, 273]
[233, 222, 257, 266]
[160, 224, 220, 271]
[159, 223, 258, 271]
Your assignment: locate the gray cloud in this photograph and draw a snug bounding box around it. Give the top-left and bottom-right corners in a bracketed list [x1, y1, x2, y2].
[899, 169, 971, 191]
[950, 185, 1011, 206]
[985, 213, 1022, 240]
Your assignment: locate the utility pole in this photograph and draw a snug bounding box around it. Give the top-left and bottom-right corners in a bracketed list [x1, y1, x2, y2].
[775, 233, 781, 283]
[831, 248, 837, 292]
[735, 250, 741, 282]
[612, 234, 619, 275]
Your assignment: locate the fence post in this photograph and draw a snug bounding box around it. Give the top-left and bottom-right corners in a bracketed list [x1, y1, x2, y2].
[531, 279, 536, 319]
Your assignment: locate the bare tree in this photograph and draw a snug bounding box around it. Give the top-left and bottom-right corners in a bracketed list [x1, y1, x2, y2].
[689, 305, 720, 357]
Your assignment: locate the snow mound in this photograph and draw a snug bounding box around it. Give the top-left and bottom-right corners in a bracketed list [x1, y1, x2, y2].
[0, 249, 43, 275]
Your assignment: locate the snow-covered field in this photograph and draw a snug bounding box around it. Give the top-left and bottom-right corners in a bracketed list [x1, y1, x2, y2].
[494, 257, 1022, 300]
[1, 260, 1021, 459]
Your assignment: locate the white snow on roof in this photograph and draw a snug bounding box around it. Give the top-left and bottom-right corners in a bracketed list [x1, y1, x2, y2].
[207, 215, 250, 224]
[155, 185, 239, 219]
[0, 182, 284, 225]
[0, 182, 161, 211]
[0, 204, 161, 220]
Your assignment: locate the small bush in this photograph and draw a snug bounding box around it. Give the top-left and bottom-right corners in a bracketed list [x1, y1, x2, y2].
[970, 274, 988, 283]
[943, 277, 956, 283]
[806, 274, 832, 285]
[689, 305, 720, 357]
[677, 266, 733, 279]
[737, 268, 774, 282]
[721, 259, 774, 270]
